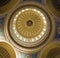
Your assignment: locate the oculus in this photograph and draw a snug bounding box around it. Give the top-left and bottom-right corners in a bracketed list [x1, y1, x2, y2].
[44, 0, 60, 18]
[4, 1, 55, 53]
[0, 0, 20, 16]
[0, 41, 16, 58]
[39, 41, 60, 58]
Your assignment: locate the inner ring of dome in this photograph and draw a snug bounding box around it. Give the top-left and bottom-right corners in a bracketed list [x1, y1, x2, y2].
[12, 8, 48, 42]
